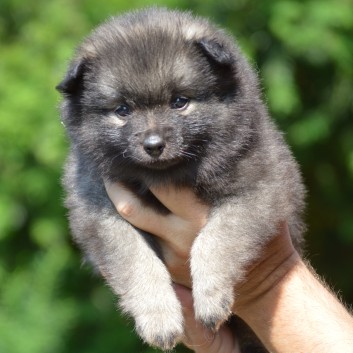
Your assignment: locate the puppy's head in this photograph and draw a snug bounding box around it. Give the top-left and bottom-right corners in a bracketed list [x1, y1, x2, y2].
[57, 8, 261, 185]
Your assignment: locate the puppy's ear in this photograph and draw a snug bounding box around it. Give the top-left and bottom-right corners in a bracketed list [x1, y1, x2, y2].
[196, 38, 237, 97]
[196, 38, 235, 67]
[56, 59, 87, 95]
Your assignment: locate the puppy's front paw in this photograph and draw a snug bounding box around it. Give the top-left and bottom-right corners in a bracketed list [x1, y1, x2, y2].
[193, 284, 234, 331]
[134, 297, 184, 350]
[136, 314, 183, 350]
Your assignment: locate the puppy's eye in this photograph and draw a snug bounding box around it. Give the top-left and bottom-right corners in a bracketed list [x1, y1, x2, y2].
[114, 104, 131, 117]
[170, 96, 189, 110]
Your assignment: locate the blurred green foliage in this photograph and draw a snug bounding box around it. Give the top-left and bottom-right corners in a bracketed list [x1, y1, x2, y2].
[1, 0, 353, 352]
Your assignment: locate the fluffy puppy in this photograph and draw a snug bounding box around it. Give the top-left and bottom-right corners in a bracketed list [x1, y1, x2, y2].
[57, 8, 305, 352]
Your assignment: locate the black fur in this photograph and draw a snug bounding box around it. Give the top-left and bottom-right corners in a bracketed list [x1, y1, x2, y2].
[57, 8, 305, 351]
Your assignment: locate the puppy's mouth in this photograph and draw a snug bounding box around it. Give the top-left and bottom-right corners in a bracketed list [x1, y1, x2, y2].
[142, 157, 182, 170]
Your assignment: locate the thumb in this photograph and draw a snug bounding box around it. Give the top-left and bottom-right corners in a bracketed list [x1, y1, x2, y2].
[174, 285, 240, 353]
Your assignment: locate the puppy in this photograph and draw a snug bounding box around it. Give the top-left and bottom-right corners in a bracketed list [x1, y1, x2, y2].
[57, 8, 305, 352]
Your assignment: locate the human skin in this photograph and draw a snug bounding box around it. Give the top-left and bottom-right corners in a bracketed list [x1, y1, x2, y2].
[105, 182, 353, 353]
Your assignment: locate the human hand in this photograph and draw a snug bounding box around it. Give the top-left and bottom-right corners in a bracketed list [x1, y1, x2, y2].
[105, 183, 209, 287]
[104, 182, 297, 352]
[105, 182, 353, 353]
[105, 182, 297, 308]
[105, 182, 241, 352]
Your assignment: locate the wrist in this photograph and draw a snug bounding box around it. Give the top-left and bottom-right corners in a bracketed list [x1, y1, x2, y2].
[233, 247, 353, 353]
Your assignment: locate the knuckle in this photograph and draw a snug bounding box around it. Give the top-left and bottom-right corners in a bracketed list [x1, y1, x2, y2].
[117, 202, 135, 218]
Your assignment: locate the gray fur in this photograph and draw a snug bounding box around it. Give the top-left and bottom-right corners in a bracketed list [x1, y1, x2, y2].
[57, 8, 305, 352]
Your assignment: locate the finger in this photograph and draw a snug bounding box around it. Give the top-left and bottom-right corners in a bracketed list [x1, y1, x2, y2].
[174, 284, 240, 353]
[105, 182, 199, 249]
[105, 181, 170, 238]
[149, 185, 209, 221]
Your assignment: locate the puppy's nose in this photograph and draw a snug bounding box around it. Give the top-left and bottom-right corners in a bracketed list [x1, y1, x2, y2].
[143, 134, 165, 157]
